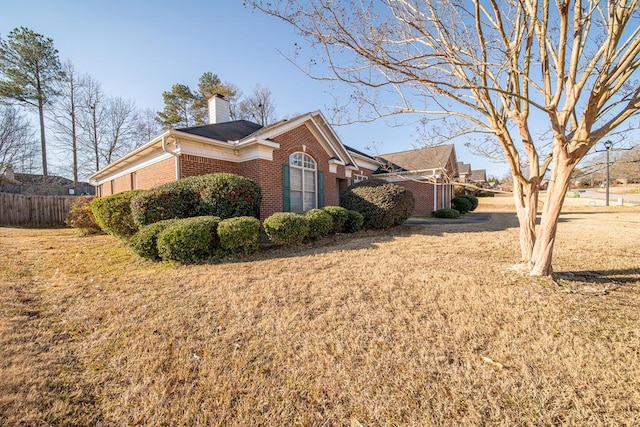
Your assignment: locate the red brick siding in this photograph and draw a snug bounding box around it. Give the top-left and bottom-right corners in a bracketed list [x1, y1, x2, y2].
[180, 154, 238, 178]
[136, 158, 177, 189]
[394, 181, 436, 216]
[113, 174, 133, 193]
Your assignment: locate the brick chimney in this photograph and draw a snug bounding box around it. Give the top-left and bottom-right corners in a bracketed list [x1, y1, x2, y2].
[208, 93, 230, 124]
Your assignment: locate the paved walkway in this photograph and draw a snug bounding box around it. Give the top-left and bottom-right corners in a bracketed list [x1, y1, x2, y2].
[405, 212, 492, 226]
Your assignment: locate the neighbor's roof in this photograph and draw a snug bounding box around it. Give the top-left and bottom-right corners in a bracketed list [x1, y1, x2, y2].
[470, 169, 487, 182]
[344, 144, 376, 160]
[456, 162, 472, 175]
[378, 145, 455, 172]
[177, 120, 263, 141]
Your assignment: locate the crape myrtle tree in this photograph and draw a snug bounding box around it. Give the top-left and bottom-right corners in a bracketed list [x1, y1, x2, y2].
[248, 0, 640, 276]
[0, 27, 63, 182]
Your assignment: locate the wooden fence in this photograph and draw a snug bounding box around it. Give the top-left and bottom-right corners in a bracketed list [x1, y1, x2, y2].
[0, 193, 78, 227]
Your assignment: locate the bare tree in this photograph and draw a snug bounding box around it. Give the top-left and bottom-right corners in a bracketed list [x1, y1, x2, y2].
[0, 105, 34, 170]
[101, 97, 139, 165]
[51, 61, 84, 184]
[249, 0, 640, 276]
[237, 84, 278, 125]
[136, 107, 162, 145]
[77, 75, 106, 172]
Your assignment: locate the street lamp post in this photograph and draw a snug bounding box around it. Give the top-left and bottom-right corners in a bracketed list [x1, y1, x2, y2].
[603, 140, 612, 206]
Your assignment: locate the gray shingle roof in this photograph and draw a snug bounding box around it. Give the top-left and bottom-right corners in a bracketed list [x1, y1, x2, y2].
[176, 120, 263, 142]
[378, 145, 455, 172]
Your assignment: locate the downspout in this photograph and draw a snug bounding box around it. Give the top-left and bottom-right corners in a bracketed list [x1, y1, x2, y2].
[162, 134, 181, 180]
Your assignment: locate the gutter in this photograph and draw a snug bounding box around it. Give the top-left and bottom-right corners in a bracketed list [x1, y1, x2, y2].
[162, 134, 181, 180]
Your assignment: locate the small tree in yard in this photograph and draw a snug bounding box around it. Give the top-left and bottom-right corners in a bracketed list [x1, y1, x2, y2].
[249, 0, 640, 276]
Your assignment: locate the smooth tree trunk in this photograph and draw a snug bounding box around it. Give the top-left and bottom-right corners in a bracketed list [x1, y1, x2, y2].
[529, 155, 575, 276]
[513, 179, 538, 263]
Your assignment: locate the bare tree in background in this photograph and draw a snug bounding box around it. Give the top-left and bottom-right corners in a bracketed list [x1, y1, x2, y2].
[101, 97, 139, 165]
[51, 61, 84, 184]
[249, 0, 640, 276]
[77, 75, 106, 173]
[0, 105, 34, 170]
[237, 84, 278, 126]
[136, 108, 162, 145]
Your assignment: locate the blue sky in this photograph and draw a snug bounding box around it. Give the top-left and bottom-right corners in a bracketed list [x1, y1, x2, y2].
[1, 0, 508, 178]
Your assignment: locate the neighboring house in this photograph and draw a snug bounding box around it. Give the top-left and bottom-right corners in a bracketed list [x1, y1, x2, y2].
[0, 167, 94, 195]
[90, 95, 378, 219]
[373, 145, 459, 215]
[90, 94, 462, 218]
[456, 162, 472, 183]
[469, 169, 487, 186]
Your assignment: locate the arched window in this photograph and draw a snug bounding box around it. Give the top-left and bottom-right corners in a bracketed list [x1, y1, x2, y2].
[289, 152, 317, 212]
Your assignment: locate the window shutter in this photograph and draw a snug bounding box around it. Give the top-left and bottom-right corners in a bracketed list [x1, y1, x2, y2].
[282, 164, 290, 212]
[318, 171, 325, 208]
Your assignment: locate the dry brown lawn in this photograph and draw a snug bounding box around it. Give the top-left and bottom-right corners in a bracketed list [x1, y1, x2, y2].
[1, 195, 639, 426]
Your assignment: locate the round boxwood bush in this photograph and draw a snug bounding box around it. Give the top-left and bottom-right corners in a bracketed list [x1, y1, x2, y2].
[217, 216, 261, 255]
[458, 194, 479, 211]
[432, 208, 462, 219]
[451, 196, 473, 214]
[263, 212, 309, 245]
[131, 173, 261, 227]
[157, 216, 221, 263]
[66, 196, 103, 235]
[322, 206, 349, 233]
[476, 191, 495, 197]
[129, 219, 179, 260]
[90, 190, 145, 238]
[344, 210, 364, 233]
[303, 209, 334, 240]
[339, 179, 414, 229]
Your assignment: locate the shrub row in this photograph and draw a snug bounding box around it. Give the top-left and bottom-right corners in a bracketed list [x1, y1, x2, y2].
[66, 196, 103, 235]
[90, 190, 145, 238]
[130, 215, 261, 263]
[263, 207, 364, 246]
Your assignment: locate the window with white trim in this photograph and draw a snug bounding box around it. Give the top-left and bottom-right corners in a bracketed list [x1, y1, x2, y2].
[352, 174, 368, 183]
[289, 152, 317, 212]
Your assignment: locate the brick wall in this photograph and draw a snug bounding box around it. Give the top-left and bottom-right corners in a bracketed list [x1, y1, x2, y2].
[136, 157, 177, 189]
[113, 174, 133, 193]
[394, 180, 436, 216]
[180, 154, 238, 178]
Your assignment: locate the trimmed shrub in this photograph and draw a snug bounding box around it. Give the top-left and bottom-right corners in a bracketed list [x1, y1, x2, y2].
[451, 196, 473, 214]
[263, 212, 309, 245]
[157, 216, 221, 263]
[65, 196, 103, 235]
[218, 216, 261, 255]
[90, 190, 145, 238]
[459, 194, 479, 211]
[131, 173, 261, 227]
[322, 206, 349, 233]
[303, 209, 334, 240]
[339, 179, 414, 229]
[432, 208, 462, 219]
[129, 219, 179, 260]
[476, 191, 495, 197]
[344, 210, 364, 233]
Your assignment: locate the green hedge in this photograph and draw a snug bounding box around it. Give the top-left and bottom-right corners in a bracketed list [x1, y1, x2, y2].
[131, 173, 261, 227]
[344, 210, 364, 233]
[66, 196, 103, 235]
[304, 209, 334, 239]
[458, 194, 479, 211]
[476, 191, 495, 197]
[263, 212, 309, 245]
[451, 196, 473, 214]
[129, 219, 179, 260]
[339, 179, 414, 229]
[432, 208, 462, 219]
[218, 216, 261, 255]
[90, 190, 145, 238]
[157, 216, 221, 263]
[322, 206, 349, 233]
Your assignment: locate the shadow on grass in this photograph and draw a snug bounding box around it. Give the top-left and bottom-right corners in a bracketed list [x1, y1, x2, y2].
[554, 268, 640, 286]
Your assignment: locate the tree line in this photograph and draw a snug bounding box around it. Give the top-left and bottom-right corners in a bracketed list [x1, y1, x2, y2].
[0, 27, 277, 184]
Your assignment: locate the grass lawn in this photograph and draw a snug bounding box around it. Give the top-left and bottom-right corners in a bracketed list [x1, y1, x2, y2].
[1, 195, 639, 425]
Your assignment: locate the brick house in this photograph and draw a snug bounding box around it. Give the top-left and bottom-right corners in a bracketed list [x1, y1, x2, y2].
[90, 95, 379, 219]
[90, 95, 459, 218]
